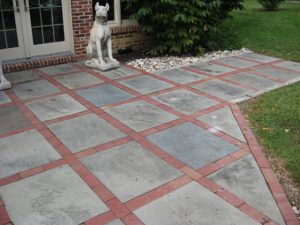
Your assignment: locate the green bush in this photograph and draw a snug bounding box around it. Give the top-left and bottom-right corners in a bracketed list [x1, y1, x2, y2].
[125, 0, 244, 55]
[257, 0, 285, 11]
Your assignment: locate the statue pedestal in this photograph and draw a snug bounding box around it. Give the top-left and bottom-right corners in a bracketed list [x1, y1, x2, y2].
[85, 59, 121, 71]
[0, 61, 11, 91]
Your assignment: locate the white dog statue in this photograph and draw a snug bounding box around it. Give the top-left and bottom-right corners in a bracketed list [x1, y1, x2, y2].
[0, 61, 11, 91]
[85, 2, 120, 71]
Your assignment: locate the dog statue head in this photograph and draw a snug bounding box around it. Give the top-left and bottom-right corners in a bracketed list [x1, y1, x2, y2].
[95, 2, 110, 21]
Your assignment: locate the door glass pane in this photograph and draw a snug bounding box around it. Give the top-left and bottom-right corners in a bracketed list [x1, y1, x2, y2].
[0, 0, 19, 49]
[29, 0, 65, 45]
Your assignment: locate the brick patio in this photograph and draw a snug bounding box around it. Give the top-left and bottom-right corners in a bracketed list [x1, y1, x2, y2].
[0, 53, 300, 225]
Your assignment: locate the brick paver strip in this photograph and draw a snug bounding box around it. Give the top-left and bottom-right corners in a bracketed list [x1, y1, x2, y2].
[0, 54, 299, 225]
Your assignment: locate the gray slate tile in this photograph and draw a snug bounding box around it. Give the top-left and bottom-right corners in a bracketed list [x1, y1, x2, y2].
[156, 68, 207, 84]
[214, 57, 260, 69]
[254, 66, 300, 80]
[187, 62, 235, 76]
[148, 123, 239, 169]
[275, 61, 300, 73]
[0, 91, 11, 104]
[39, 64, 81, 76]
[239, 53, 279, 63]
[5, 70, 40, 84]
[96, 66, 141, 79]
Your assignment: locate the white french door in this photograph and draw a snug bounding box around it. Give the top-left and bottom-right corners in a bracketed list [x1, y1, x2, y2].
[0, 0, 72, 61]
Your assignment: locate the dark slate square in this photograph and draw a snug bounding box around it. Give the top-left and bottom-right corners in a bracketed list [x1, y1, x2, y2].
[39, 64, 81, 76]
[186, 62, 235, 76]
[118, 75, 173, 94]
[213, 57, 260, 69]
[156, 68, 207, 84]
[253, 66, 300, 80]
[95, 66, 141, 80]
[0, 105, 31, 134]
[5, 70, 40, 84]
[147, 123, 239, 169]
[77, 84, 134, 107]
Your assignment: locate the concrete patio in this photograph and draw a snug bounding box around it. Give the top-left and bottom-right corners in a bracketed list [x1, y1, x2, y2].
[0, 53, 300, 225]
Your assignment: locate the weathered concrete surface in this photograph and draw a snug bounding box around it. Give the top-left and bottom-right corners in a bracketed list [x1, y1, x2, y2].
[54, 72, 103, 89]
[208, 155, 285, 225]
[214, 57, 260, 69]
[77, 84, 134, 107]
[134, 182, 260, 225]
[148, 123, 239, 169]
[96, 66, 141, 80]
[81, 142, 183, 202]
[39, 64, 81, 76]
[0, 165, 108, 225]
[0, 105, 31, 134]
[119, 75, 173, 94]
[104, 100, 178, 132]
[187, 62, 235, 76]
[48, 114, 126, 153]
[152, 89, 218, 115]
[192, 79, 254, 101]
[197, 106, 246, 142]
[0, 129, 61, 178]
[12, 80, 60, 100]
[26, 94, 87, 121]
[156, 68, 207, 84]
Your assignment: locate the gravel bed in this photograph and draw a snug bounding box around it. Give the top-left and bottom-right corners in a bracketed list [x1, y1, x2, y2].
[126, 48, 251, 73]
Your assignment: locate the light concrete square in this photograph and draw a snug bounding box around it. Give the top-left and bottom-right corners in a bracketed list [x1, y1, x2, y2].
[134, 181, 260, 225]
[209, 155, 285, 225]
[5, 70, 40, 84]
[48, 114, 126, 153]
[214, 57, 260, 69]
[0, 91, 11, 104]
[0, 129, 61, 178]
[275, 61, 300, 73]
[187, 62, 236, 76]
[192, 79, 254, 101]
[225, 72, 279, 90]
[96, 66, 141, 79]
[239, 53, 279, 63]
[254, 66, 300, 80]
[152, 89, 218, 115]
[197, 106, 246, 142]
[54, 72, 103, 89]
[77, 84, 134, 107]
[104, 100, 178, 132]
[80, 141, 183, 202]
[148, 123, 239, 169]
[118, 75, 173, 94]
[26, 94, 87, 121]
[12, 80, 60, 100]
[0, 165, 108, 225]
[0, 105, 31, 134]
[156, 68, 207, 84]
[39, 64, 81, 76]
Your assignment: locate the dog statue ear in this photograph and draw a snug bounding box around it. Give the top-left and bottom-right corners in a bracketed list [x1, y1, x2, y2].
[95, 2, 100, 11]
[105, 3, 110, 12]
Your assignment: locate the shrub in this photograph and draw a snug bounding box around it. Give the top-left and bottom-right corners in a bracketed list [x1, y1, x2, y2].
[125, 0, 244, 55]
[257, 0, 285, 11]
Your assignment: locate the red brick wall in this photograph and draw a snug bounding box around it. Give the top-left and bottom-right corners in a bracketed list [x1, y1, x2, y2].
[70, 0, 149, 58]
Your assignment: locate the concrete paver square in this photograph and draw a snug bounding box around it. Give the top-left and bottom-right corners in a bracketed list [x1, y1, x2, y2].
[104, 100, 178, 132]
[0, 129, 61, 178]
[0, 165, 108, 225]
[0, 91, 11, 104]
[26, 94, 87, 121]
[275, 61, 300, 73]
[214, 57, 260, 69]
[77, 84, 134, 107]
[80, 141, 183, 202]
[209, 155, 285, 225]
[186, 62, 235, 76]
[152, 89, 218, 115]
[253, 66, 300, 80]
[5, 70, 40, 84]
[96, 66, 141, 80]
[0, 105, 31, 134]
[225, 72, 279, 90]
[118, 75, 173, 94]
[155, 68, 207, 84]
[39, 64, 81, 76]
[134, 181, 260, 225]
[197, 106, 246, 142]
[106, 219, 125, 225]
[54, 72, 104, 89]
[48, 114, 126, 153]
[239, 53, 279, 63]
[192, 79, 254, 101]
[148, 123, 239, 169]
[12, 80, 60, 100]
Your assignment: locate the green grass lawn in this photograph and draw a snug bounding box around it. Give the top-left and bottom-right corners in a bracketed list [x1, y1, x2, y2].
[240, 82, 300, 183]
[221, 0, 300, 62]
